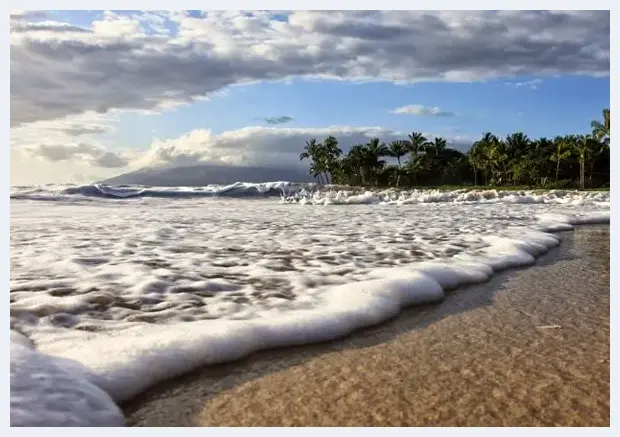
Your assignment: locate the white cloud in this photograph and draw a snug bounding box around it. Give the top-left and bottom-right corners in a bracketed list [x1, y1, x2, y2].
[114, 125, 475, 170]
[506, 78, 543, 90]
[23, 143, 129, 168]
[10, 10, 609, 126]
[11, 111, 128, 170]
[11, 111, 117, 143]
[67, 173, 100, 184]
[10, 150, 115, 186]
[132, 126, 398, 169]
[390, 104, 455, 117]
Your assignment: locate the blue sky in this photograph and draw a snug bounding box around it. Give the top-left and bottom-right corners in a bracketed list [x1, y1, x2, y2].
[106, 75, 610, 150]
[9, 10, 610, 184]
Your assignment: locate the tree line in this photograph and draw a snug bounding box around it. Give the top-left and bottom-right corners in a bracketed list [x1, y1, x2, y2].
[300, 108, 610, 190]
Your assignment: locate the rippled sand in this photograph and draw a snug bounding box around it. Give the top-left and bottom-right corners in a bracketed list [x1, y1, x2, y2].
[124, 225, 609, 427]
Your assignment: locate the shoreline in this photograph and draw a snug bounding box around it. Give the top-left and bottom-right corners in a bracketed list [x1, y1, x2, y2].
[123, 224, 610, 427]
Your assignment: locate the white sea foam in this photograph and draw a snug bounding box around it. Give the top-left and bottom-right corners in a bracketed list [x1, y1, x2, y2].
[9, 185, 610, 425]
[10, 335, 124, 427]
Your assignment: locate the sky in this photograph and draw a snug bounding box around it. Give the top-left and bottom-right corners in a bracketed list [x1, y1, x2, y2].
[9, 9, 610, 185]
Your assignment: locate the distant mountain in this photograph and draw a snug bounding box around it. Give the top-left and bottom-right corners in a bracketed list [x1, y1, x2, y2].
[100, 164, 315, 186]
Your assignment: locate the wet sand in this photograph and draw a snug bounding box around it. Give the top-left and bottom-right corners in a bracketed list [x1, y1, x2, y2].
[124, 225, 610, 427]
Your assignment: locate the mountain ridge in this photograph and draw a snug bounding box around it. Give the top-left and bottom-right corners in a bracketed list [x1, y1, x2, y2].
[100, 164, 314, 186]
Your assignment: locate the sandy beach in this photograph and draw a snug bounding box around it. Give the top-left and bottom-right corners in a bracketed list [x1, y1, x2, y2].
[123, 225, 610, 427]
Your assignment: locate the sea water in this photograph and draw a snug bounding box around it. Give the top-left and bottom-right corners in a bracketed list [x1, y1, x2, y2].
[9, 183, 610, 426]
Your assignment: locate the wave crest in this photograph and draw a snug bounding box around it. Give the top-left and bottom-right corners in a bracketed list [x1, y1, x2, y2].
[10, 182, 300, 201]
[10, 182, 610, 207]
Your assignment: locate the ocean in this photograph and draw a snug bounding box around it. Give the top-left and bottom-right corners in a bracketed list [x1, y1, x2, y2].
[9, 182, 610, 426]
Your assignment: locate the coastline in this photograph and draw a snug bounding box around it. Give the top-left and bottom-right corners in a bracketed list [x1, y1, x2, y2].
[123, 224, 610, 427]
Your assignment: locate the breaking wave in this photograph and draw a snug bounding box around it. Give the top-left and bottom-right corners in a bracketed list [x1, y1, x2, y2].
[10, 182, 610, 207]
[10, 182, 301, 201]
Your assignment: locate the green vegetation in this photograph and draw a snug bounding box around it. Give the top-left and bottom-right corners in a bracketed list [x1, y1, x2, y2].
[299, 108, 610, 190]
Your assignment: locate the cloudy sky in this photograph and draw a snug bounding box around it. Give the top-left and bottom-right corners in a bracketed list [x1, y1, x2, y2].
[10, 9, 610, 185]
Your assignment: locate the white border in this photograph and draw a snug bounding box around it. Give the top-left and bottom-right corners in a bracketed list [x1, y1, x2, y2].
[609, 2, 617, 433]
[4, 1, 616, 434]
[3, 0, 618, 10]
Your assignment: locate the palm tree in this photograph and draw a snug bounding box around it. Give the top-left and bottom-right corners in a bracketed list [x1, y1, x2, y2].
[440, 148, 467, 184]
[321, 135, 342, 184]
[405, 155, 425, 187]
[420, 137, 448, 183]
[308, 162, 324, 185]
[550, 136, 572, 183]
[502, 133, 530, 184]
[532, 137, 554, 185]
[388, 140, 409, 167]
[299, 138, 317, 162]
[486, 138, 509, 185]
[476, 132, 501, 185]
[505, 132, 531, 158]
[365, 137, 389, 157]
[407, 132, 427, 158]
[347, 144, 368, 185]
[388, 140, 409, 187]
[573, 135, 595, 190]
[591, 108, 610, 146]
[429, 137, 447, 156]
[364, 138, 389, 186]
[468, 141, 485, 186]
[299, 115, 611, 190]
[300, 139, 325, 184]
[587, 138, 605, 185]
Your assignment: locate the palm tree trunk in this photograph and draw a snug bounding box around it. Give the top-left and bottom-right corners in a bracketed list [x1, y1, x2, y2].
[580, 157, 585, 190]
[555, 159, 560, 183]
[589, 161, 594, 185]
[474, 169, 477, 186]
